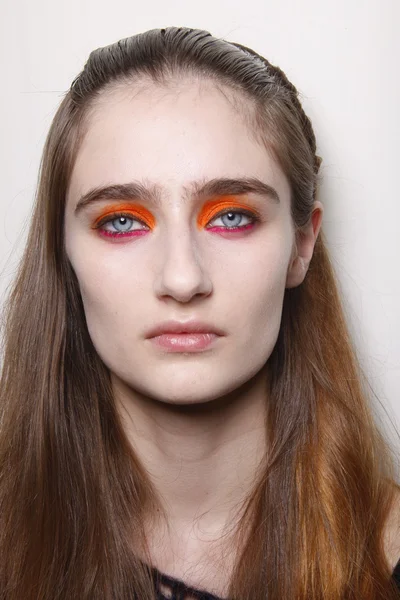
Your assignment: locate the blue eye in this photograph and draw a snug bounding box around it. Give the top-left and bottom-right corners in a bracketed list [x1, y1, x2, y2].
[94, 208, 260, 239]
[213, 212, 250, 227]
[99, 214, 149, 233]
[207, 209, 259, 230]
[110, 216, 135, 232]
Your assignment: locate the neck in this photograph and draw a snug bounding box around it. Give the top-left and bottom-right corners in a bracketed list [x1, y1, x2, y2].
[113, 369, 268, 536]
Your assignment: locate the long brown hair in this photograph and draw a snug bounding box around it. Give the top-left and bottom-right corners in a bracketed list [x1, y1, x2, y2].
[0, 27, 398, 599]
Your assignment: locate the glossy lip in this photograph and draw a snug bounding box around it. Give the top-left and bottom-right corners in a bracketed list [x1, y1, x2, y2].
[149, 332, 219, 352]
[145, 319, 225, 339]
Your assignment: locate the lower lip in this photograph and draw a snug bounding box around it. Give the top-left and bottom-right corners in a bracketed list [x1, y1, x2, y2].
[149, 332, 219, 352]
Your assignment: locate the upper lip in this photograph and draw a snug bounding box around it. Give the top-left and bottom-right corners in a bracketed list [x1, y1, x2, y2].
[146, 320, 225, 338]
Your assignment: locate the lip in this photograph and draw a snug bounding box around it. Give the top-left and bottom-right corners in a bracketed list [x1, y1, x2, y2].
[145, 320, 225, 338]
[149, 332, 219, 352]
[145, 320, 225, 353]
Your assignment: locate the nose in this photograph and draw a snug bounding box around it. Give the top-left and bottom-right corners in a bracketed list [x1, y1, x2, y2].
[154, 227, 213, 303]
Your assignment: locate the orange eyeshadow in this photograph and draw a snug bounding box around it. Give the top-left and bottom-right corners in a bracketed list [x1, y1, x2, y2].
[197, 196, 259, 229]
[92, 203, 156, 229]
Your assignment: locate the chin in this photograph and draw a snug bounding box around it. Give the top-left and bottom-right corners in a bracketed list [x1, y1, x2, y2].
[138, 374, 261, 409]
[145, 383, 230, 407]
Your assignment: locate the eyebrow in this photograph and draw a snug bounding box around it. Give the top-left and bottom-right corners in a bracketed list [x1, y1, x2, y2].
[73, 177, 280, 215]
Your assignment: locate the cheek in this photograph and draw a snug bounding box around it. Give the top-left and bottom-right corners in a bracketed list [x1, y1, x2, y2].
[66, 227, 145, 305]
[66, 220, 293, 344]
[235, 263, 287, 334]
[66, 241, 147, 354]
[74, 269, 144, 370]
[77, 264, 145, 327]
[230, 235, 292, 345]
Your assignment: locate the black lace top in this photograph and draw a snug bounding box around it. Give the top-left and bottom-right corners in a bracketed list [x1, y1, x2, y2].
[151, 560, 400, 599]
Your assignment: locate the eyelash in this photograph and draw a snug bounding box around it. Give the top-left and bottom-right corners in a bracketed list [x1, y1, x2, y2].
[94, 208, 261, 238]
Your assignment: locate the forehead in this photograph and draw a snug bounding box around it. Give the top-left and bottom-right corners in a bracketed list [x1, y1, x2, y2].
[67, 79, 290, 207]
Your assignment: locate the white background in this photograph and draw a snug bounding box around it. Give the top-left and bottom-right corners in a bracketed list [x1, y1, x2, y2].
[1, 1, 399, 452]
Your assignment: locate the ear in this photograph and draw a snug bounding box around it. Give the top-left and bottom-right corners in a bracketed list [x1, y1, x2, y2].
[285, 201, 324, 288]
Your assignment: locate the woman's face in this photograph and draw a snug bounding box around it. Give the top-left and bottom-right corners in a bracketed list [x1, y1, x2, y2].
[65, 80, 301, 405]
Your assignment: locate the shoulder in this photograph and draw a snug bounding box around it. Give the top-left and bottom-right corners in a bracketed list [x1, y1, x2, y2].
[383, 483, 400, 573]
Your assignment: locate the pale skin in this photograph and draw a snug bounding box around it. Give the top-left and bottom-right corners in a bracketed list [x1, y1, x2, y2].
[64, 78, 399, 595]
